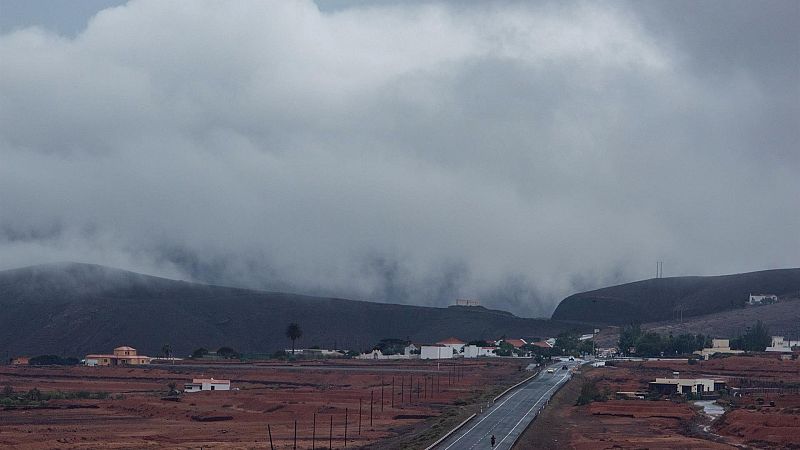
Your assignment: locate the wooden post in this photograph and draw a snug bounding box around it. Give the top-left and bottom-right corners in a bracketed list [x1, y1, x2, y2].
[381, 376, 384, 411]
[391, 376, 395, 408]
[370, 389, 374, 427]
[312, 413, 316, 450]
[358, 397, 362, 435]
[400, 376, 404, 404]
[268, 424, 274, 450]
[344, 407, 348, 447]
[329, 415, 333, 450]
[294, 419, 297, 450]
[409, 374, 413, 404]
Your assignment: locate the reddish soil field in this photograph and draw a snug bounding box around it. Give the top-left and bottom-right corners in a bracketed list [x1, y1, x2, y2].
[517, 366, 732, 449]
[0, 359, 527, 449]
[517, 356, 800, 449]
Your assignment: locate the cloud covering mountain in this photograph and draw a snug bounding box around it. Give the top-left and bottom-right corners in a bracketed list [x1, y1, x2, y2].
[0, 0, 797, 316]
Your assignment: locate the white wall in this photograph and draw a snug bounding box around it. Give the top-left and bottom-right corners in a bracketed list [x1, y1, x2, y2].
[420, 346, 453, 359]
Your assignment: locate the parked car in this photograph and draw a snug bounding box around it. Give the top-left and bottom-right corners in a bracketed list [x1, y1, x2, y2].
[561, 365, 568, 370]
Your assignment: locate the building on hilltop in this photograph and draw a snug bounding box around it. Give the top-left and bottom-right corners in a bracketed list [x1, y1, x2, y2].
[748, 294, 778, 306]
[84, 346, 152, 366]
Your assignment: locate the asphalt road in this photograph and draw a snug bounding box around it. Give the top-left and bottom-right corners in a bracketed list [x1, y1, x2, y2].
[434, 360, 578, 450]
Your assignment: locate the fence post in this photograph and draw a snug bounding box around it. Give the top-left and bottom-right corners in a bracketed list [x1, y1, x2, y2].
[268, 424, 274, 450]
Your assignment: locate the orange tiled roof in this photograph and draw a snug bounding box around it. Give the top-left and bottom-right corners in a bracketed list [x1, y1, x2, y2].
[437, 337, 465, 345]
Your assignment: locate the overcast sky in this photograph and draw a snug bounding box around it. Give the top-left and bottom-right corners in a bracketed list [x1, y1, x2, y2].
[0, 0, 798, 316]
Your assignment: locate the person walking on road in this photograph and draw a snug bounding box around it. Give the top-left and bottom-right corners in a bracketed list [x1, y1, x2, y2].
[490, 434, 496, 447]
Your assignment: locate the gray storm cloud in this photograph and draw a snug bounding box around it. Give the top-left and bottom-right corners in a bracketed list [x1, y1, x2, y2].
[0, 0, 798, 316]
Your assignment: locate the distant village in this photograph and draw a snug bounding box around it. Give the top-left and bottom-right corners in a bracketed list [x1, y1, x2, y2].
[7, 293, 798, 398]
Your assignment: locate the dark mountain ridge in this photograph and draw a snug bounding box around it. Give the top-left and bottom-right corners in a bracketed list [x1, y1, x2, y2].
[551, 268, 800, 325]
[0, 262, 583, 358]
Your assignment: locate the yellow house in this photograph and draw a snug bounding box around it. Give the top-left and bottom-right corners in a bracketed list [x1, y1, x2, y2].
[85, 346, 152, 366]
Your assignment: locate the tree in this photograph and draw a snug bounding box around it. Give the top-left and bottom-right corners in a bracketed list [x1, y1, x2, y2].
[618, 323, 642, 355]
[286, 323, 303, 355]
[161, 344, 172, 361]
[217, 347, 239, 359]
[731, 320, 771, 351]
[191, 347, 209, 359]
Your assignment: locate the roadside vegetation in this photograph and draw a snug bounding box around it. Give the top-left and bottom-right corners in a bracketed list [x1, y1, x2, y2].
[619, 320, 772, 357]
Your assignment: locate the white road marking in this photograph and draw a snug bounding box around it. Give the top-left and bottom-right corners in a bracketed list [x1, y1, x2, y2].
[441, 364, 572, 450]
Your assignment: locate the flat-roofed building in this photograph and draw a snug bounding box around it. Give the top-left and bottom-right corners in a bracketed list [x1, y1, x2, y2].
[84, 346, 152, 366]
[420, 344, 454, 359]
[649, 377, 726, 395]
[694, 338, 744, 360]
[184, 378, 231, 392]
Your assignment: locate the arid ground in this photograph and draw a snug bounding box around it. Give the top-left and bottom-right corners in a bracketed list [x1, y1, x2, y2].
[0, 359, 530, 449]
[515, 355, 800, 449]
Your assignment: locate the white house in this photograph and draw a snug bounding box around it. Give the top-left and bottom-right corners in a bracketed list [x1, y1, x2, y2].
[765, 336, 798, 352]
[184, 378, 231, 392]
[748, 294, 778, 305]
[694, 339, 744, 360]
[436, 337, 466, 354]
[420, 345, 454, 359]
[463, 345, 498, 358]
[649, 377, 726, 395]
[403, 343, 419, 356]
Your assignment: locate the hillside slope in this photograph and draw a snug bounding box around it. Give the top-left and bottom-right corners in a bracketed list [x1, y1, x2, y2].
[592, 299, 800, 348]
[551, 268, 800, 325]
[0, 263, 584, 357]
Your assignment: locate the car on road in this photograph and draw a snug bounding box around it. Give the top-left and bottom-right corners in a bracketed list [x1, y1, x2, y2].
[546, 368, 555, 373]
[561, 365, 568, 370]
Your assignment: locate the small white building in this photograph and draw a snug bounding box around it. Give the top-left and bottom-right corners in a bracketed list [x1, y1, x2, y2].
[463, 345, 498, 358]
[748, 294, 778, 305]
[420, 345, 454, 359]
[694, 339, 744, 360]
[649, 377, 726, 395]
[765, 336, 798, 352]
[184, 378, 231, 392]
[403, 343, 419, 356]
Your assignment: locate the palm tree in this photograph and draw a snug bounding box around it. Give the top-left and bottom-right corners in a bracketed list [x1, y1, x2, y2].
[285, 323, 303, 355]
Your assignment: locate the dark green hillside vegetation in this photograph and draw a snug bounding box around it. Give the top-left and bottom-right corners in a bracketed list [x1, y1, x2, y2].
[0, 263, 585, 357]
[552, 268, 800, 325]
